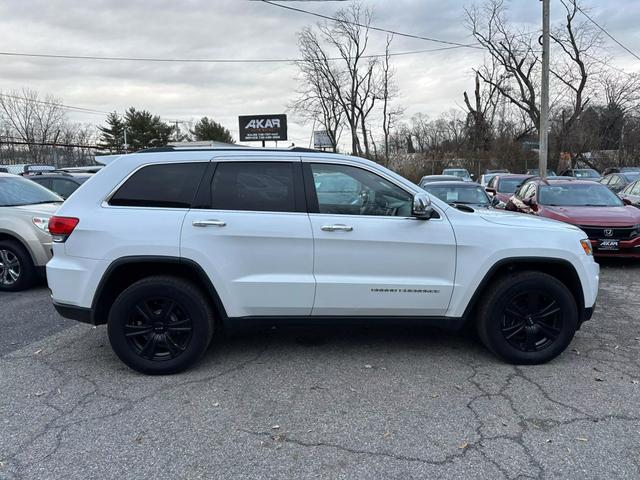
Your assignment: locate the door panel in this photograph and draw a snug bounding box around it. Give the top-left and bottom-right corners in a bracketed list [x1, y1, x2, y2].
[180, 159, 315, 318]
[305, 161, 457, 317]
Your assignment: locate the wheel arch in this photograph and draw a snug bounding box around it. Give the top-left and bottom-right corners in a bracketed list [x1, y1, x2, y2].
[92, 256, 228, 326]
[462, 257, 586, 327]
[0, 230, 37, 264]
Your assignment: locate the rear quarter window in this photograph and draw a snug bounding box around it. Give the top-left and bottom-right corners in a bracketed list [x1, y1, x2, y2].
[109, 163, 207, 208]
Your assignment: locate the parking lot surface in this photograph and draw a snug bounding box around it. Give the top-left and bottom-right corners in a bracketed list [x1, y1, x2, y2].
[0, 262, 639, 479]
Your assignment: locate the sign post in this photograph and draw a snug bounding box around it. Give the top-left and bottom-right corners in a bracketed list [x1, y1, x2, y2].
[239, 114, 288, 146]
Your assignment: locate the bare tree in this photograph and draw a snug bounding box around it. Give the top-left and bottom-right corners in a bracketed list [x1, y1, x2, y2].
[0, 89, 67, 163]
[293, 3, 393, 157]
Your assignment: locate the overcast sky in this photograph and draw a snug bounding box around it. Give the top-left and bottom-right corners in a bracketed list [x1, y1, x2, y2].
[0, 0, 638, 146]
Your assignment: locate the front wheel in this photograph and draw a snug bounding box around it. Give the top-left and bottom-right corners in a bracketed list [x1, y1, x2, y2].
[107, 276, 215, 375]
[476, 271, 578, 365]
[0, 240, 36, 292]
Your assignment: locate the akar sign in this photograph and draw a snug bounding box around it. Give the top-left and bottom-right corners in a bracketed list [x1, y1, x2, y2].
[239, 114, 288, 142]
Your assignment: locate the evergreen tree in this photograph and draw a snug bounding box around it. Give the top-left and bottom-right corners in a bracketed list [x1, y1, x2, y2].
[190, 117, 234, 143]
[97, 112, 125, 152]
[124, 107, 174, 150]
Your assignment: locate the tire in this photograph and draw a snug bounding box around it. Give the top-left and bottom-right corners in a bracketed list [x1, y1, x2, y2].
[476, 271, 578, 365]
[0, 240, 36, 292]
[107, 276, 215, 375]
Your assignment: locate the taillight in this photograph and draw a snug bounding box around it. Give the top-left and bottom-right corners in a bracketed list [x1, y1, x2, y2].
[48, 216, 79, 243]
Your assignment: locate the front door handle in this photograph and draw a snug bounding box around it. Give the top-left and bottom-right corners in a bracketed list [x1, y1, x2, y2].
[321, 224, 353, 232]
[192, 220, 226, 227]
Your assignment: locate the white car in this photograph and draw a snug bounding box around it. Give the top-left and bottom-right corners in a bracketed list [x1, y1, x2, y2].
[47, 146, 599, 374]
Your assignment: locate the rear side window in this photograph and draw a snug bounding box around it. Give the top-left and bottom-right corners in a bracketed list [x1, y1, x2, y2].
[210, 162, 296, 212]
[110, 163, 207, 208]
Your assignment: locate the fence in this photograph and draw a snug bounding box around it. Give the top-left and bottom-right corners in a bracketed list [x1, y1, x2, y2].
[0, 140, 100, 170]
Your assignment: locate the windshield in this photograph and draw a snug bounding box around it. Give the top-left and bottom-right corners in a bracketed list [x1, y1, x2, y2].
[0, 176, 63, 207]
[539, 183, 623, 207]
[498, 178, 526, 193]
[573, 169, 600, 179]
[425, 185, 489, 205]
[443, 169, 470, 179]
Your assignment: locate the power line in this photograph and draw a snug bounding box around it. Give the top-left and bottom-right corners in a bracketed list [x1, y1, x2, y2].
[0, 44, 465, 64]
[258, 0, 483, 50]
[575, 5, 640, 62]
[0, 93, 110, 116]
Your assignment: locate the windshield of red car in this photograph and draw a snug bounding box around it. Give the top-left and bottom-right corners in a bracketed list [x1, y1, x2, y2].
[497, 178, 525, 193]
[539, 183, 624, 207]
[0, 176, 63, 207]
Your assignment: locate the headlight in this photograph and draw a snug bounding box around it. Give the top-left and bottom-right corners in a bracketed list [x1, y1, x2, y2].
[580, 239, 593, 256]
[32, 216, 51, 233]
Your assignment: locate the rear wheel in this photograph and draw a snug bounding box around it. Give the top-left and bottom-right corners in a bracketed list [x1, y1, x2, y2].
[0, 240, 35, 292]
[107, 276, 215, 375]
[476, 271, 578, 365]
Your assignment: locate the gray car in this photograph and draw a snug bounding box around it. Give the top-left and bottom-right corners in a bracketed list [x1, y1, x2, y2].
[619, 179, 640, 208]
[0, 173, 62, 291]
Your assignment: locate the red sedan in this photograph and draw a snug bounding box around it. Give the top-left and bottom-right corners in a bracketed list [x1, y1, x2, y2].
[506, 178, 640, 258]
[485, 174, 533, 204]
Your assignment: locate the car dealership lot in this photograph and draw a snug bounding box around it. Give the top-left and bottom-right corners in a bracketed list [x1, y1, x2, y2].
[1, 262, 639, 480]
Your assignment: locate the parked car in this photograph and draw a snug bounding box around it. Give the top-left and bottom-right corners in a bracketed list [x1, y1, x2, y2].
[442, 168, 473, 182]
[484, 169, 509, 175]
[422, 181, 499, 209]
[600, 172, 640, 194]
[559, 168, 601, 182]
[0, 164, 56, 176]
[56, 166, 103, 174]
[478, 173, 499, 188]
[27, 172, 92, 199]
[526, 168, 557, 176]
[47, 145, 599, 374]
[619, 180, 640, 208]
[485, 174, 533, 204]
[602, 166, 640, 176]
[506, 178, 640, 258]
[419, 175, 464, 187]
[0, 173, 62, 291]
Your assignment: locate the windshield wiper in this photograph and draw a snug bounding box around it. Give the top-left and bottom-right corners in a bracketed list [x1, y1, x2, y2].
[29, 200, 63, 205]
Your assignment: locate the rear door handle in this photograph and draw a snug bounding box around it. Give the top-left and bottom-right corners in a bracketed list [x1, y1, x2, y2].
[192, 220, 226, 227]
[321, 224, 353, 232]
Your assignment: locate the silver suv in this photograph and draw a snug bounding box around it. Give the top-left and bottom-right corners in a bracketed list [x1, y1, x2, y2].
[0, 173, 62, 291]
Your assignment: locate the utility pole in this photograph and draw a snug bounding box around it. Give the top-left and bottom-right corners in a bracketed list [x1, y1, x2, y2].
[539, 0, 550, 179]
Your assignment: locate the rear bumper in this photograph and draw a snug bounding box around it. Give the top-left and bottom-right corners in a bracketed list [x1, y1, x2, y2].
[53, 301, 94, 325]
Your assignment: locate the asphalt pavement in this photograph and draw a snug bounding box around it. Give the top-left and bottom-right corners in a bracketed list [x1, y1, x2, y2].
[0, 261, 639, 479]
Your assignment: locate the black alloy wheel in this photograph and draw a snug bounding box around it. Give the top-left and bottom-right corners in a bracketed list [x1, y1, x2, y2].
[477, 271, 578, 365]
[500, 291, 562, 353]
[125, 298, 194, 361]
[108, 276, 215, 375]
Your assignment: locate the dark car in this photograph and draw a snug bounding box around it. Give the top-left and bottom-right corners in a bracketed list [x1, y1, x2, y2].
[602, 166, 640, 176]
[600, 172, 640, 194]
[418, 175, 464, 187]
[619, 180, 640, 208]
[485, 174, 533, 204]
[526, 168, 557, 176]
[422, 181, 498, 209]
[27, 172, 91, 199]
[559, 168, 601, 182]
[506, 178, 640, 258]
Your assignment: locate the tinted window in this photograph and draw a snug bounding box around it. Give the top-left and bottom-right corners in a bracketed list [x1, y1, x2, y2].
[211, 162, 296, 212]
[311, 163, 412, 217]
[110, 163, 206, 208]
[52, 178, 80, 198]
[0, 176, 62, 207]
[498, 178, 525, 193]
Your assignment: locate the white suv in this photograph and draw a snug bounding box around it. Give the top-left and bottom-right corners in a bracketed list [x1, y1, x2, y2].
[47, 146, 599, 374]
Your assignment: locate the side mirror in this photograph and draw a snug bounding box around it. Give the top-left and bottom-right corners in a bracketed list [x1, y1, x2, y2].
[622, 197, 632, 206]
[413, 192, 434, 220]
[491, 196, 500, 206]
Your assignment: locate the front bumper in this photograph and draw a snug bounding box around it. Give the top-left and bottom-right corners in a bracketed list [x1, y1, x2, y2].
[590, 236, 640, 258]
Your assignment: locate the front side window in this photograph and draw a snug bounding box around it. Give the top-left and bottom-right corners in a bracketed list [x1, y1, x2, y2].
[0, 176, 62, 207]
[211, 162, 296, 212]
[110, 162, 207, 208]
[310, 163, 412, 217]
